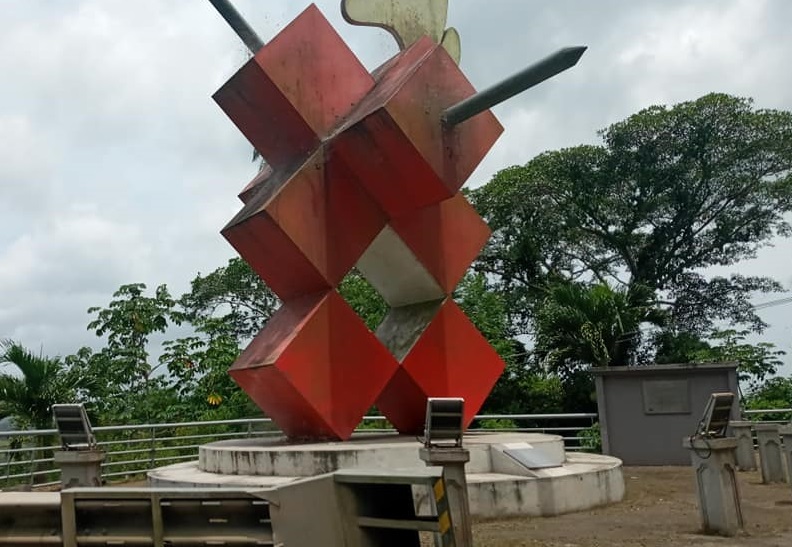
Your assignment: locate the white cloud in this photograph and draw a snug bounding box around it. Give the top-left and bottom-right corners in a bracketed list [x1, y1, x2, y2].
[0, 0, 791, 375]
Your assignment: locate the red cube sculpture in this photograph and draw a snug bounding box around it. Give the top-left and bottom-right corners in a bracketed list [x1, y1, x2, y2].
[217, 3, 506, 440]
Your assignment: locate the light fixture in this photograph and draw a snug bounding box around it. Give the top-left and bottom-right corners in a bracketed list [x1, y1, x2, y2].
[423, 397, 465, 448]
[695, 392, 735, 439]
[52, 403, 97, 450]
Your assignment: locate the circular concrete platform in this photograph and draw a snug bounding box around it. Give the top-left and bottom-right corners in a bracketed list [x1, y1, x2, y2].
[149, 432, 624, 518]
[198, 432, 566, 476]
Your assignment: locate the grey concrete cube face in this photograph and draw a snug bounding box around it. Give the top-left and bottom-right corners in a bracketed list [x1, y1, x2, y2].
[356, 225, 445, 307]
[352, 224, 448, 362]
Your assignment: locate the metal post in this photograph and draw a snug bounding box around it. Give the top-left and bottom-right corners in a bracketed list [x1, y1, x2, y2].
[442, 46, 587, 126]
[149, 427, 157, 470]
[207, 0, 265, 53]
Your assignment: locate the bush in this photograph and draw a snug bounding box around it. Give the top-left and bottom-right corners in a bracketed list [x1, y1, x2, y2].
[579, 422, 602, 452]
[477, 418, 518, 430]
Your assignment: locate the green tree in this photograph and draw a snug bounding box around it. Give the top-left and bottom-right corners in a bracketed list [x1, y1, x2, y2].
[338, 270, 387, 331]
[0, 340, 87, 429]
[743, 376, 792, 420]
[159, 317, 258, 421]
[68, 283, 181, 423]
[534, 282, 666, 371]
[692, 329, 785, 387]
[180, 258, 278, 342]
[471, 93, 792, 340]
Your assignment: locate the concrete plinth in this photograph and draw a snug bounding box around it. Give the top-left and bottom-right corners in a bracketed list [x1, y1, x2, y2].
[149, 432, 625, 518]
[53, 450, 104, 488]
[683, 437, 743, 536]
[779, 425, 792, 484]
[755, 424, 785, 484]
[420, 447, 473, 547]
[728, 421, 756, 471]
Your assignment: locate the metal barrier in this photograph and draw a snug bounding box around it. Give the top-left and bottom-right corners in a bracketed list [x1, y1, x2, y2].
[2, 409, 788, 489]
[0, 469, 461, 546]
[0, 412, 599, 489]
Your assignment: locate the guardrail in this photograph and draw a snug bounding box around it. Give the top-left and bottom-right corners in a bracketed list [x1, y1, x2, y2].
[1, 412, 597, 489]
[2, 409, 789, 490]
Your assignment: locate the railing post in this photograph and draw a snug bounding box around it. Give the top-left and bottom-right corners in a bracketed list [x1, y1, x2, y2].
[149, 427, 157, 470]
[27, 438, 36, 487]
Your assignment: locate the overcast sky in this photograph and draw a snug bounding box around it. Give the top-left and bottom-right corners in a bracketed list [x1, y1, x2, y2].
[1, 0, 791, 374]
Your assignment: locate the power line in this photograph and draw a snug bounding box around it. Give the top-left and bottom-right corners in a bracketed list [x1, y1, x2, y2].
[752, 296, 792, 311]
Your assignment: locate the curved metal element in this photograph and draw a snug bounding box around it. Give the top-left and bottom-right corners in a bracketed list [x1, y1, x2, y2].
[341, 0, 461, 63]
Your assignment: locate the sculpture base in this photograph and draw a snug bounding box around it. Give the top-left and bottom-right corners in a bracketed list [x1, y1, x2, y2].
[148, 432, 624, 518]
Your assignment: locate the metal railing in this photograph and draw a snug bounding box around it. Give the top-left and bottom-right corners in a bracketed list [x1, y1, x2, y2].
[743, 408, 792, 422]
[2, 408, 789, 490]
[0, 412, 597, 489]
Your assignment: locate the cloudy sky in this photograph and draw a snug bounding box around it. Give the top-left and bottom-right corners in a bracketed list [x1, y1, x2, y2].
[1, 0, 791, 374]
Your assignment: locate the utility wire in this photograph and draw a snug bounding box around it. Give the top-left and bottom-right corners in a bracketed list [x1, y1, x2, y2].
[752, 296, 792, 311]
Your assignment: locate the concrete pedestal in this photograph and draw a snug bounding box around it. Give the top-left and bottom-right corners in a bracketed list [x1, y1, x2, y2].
[683, 437, 743, 536]
[728, 421, 756, 471]
[149, 433, 626, 519]
[419, 447, 472, 547]
[54, 450, 105, 488]
[779, 425, 792, 484]
[755, 424, 785, 484]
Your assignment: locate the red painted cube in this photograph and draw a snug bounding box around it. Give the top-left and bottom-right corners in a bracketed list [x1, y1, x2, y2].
[330, 38, 503, 218]
[376, 299, 505, 434]
[387, 192, 491, 294]
[222, 149, 386, 301]
[214, 4, 374, 171]
[230, 291, 398, 440]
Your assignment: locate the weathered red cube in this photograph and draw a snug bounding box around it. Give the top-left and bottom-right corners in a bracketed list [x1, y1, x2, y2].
[214, 4, 374, 171]
[222, 149, 386, 301]
[330, 37, 503, 218]
[357, 193, 491, 305]
[375, 299, 506, 434]
[230, 291, 398, 440]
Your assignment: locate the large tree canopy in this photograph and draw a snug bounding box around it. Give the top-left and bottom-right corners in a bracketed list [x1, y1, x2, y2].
[471, 93, 792, 338]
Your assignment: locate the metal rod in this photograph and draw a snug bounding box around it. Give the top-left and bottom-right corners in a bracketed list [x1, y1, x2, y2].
[443, 46, 587, 126]
[208, 0, 265, 53]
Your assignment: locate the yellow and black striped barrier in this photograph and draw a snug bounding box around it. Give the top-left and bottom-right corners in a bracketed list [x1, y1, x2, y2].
[433, 476, 456, 546]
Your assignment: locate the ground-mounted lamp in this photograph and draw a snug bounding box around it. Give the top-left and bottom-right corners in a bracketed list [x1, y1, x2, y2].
[418, 398, 472, 546]
[694, 392, 734, 439]
[683, 392, 744, 536]
[423, 397, 465, 449]
[52, 404, 104, 488]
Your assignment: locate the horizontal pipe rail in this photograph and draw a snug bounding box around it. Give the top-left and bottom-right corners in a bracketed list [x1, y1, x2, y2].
[3, 409, 790, 489]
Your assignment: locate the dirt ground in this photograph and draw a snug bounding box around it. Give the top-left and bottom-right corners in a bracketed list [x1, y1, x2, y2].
[473, 466, 792, 547]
